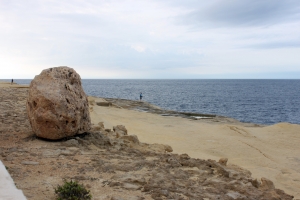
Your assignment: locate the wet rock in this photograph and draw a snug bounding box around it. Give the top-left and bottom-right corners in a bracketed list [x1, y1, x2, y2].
[26, 66, 91, 140]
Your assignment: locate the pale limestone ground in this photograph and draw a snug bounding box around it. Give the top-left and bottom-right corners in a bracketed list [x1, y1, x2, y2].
[91, 97, 300, 199]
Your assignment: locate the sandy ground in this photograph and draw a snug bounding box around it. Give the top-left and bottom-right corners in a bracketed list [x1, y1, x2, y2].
[90, 99, 300, 199]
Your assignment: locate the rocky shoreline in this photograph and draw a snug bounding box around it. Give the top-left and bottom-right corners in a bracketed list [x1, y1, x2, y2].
[0, 83, 295, 199]
[103, 97, 263, 127]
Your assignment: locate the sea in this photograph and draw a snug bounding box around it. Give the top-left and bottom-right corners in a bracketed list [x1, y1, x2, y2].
[6, 79, 300, 125]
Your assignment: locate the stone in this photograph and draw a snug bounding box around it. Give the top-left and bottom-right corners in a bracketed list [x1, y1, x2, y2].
[26, 66, 91, 140]
[63, 139, 79, 147]
[21, 161, 39, 165]
[148, 143, 173, 153]
[98, 122, 104, 129]
[121, 135, 140, 144]
[113, 125, 128, 138]
[122, 183, 141, 190]
[96, 102, 112, 107]
[219, 158, 228, 166]
[250, 178, 260, 188]
[92, 125, 102, 131]
[259, 177, 275, 190]
[164, 144, 173, 152]
[42, 149, 62, 157]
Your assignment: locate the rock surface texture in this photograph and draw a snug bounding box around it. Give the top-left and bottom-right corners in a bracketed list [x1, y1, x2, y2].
[26, 67, 91, 139]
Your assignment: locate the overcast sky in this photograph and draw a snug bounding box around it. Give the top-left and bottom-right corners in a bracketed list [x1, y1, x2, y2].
[1, 0, 300, 79]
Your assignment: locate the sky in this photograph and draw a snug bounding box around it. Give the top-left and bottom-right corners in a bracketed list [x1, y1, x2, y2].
[0, 0, 300, 79]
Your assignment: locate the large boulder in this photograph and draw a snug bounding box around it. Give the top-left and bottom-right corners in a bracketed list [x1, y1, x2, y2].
[26, 66, 91, 139]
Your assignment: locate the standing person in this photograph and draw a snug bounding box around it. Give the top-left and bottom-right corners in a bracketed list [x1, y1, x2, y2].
[11, 79, 13, 84]
[140, 92, 143, 101]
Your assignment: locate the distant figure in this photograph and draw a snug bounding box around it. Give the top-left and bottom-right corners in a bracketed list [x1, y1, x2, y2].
[11, 79, 13, 85]
[140, 92, 143, 101]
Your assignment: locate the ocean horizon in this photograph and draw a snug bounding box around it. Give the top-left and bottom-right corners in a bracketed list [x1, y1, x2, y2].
[4, 79, 300, 125]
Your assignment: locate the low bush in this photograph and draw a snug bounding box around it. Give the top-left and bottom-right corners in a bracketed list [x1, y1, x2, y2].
[55, 179, 92, 200]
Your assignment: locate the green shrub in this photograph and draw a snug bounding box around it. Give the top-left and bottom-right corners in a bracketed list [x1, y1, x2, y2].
[55, 179, 92, 200]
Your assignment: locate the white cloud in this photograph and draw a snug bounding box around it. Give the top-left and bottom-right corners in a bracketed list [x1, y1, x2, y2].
[131, 44, 146, 52]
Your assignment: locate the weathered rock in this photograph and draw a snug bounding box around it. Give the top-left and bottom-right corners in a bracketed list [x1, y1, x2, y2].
[21, 161, 39, 165]
[219, 157, 228, 166]
[26, 66, 91, 139]
[63, 139, 79, 147]
[148, 143, 173, 153]
[113, 125, 128, 138]
[91, 125, 102, 132]
[98, 122, 104, 129]
[260, 177, 275, 190]
[122, 183, 141, 190]
[164, 144, 173, 152]
[121, 135, 140, 144]
[96, 102, 112, 107]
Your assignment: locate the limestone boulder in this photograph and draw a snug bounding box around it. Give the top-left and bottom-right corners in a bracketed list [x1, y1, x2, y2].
[26, 66, 91, 140]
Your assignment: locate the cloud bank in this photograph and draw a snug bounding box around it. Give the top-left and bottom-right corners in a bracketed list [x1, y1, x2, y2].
[0, 0, 300, 78]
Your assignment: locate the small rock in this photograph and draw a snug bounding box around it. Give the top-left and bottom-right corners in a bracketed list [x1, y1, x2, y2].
[164, 144, 173, 152]
[63, 139, 79, 147]
[42, 149, 61, 157]
[98, 122, 104, 129]
[259, 177, 275, 190]
[250, 178, 260, 188]
[122, 183, 141, 190]
[60, 150, 75, 156]
[96, 102, 112, 107]
[92, 125, 102, 131]
[219, 158, 228, 166]
[21, 161, 39, 165]
[121, 135, 140, 144]
[113, 125, 128, 138]
[148, 143, 173, 153]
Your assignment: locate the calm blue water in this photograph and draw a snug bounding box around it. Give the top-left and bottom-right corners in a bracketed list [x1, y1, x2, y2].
[6, 79, 300, 125]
